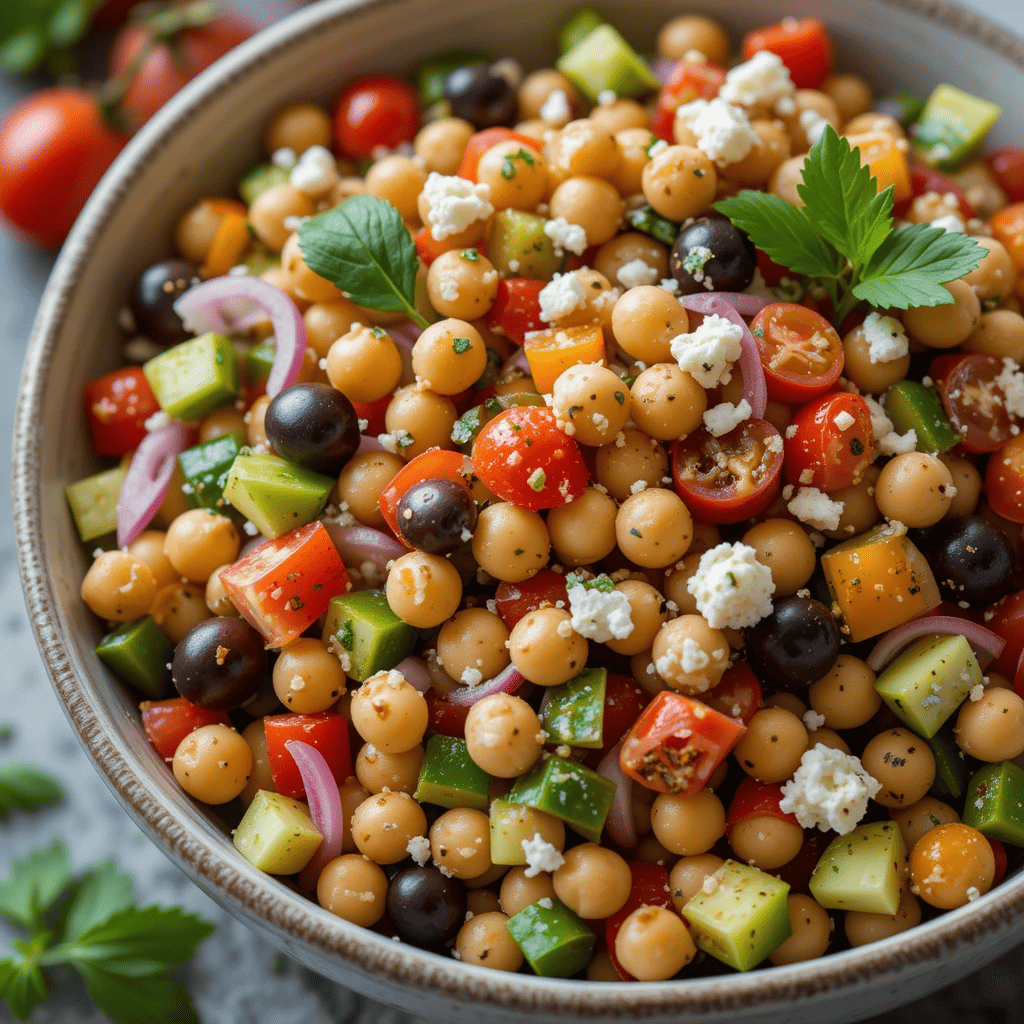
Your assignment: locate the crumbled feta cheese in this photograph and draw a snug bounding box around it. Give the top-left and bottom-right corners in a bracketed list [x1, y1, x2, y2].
[670, 313, 743, 387]
[438, 278, 460, 302]
[930, 213, 966, 233]
[996, 356, 1024, 419]
[966, 886, 981, 902]
[675, 98, 758, 165]
[597, 89, 617, 106]
[864, 394, 894, 440]
[271, 146, 297, 169]
[539, 272, 588, 322]
[683, 245, 714, 285]
[719, 51, 795, 109]
[647, 138, 668, 157]
[521, 833, 565, 877]
[799, 108, 829, 147]
[144, 410, 171, 432]
[290, 145, 339, 196]
[536, 896, 554, 910]
[970, 683, 985, 702]
[617, 258, 659, 289]
[703, 398, 752, 437]
[420, 172, 494, 240]
[460, 667, 483, 688]
[540, 88, 572, 127]
[779, 744, 882, 835]
[406, 835, 430, 866]
[543, 217, 588, 256]
[659, 277, 680, 294]
[879, 427, 918, 456]
[680, 637, 710, 673]
[567, 581, 634, 642]
[803, 709, 826, 731]
[862, 312, 910, 364]
[787, 486, 845, 531]
[833, 410, 856, 431]
[686, 542, 775, 630]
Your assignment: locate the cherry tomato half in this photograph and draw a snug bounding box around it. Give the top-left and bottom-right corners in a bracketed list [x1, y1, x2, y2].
[650, 59, 727, 141]
[750, 302, 844, 403]
[333, 74, 421, 160]
[742, 18, 833, 90]
[726, 777, 801, 837]
[494, 568, 570, 630]
[457, 127, 540, 182]
[986, 434, 1024, 523]
[933, 353, 1014, 453]
[783, 391, 874, 492]
[986, 588, 1024, 680]
[670, 418, 784, 524]
[987, 147, 1024, 204]
[83, 366, 161, 457]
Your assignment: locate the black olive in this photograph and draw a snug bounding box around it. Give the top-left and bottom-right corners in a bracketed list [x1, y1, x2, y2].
[443, 63, 518, 129]
[386, 865, 465, 949]
[927, 516, 1016, 604]
[172, 617, 268, 710]
[264, 383, 360, 474]
[670, 216, 756, 294]
[746, 597, 840, 691]
[129, 259, 196, 346]
[395, 477, 477, 554]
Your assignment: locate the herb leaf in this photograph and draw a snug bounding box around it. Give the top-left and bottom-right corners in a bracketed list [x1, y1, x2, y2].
[0, 951, 48, 1022]
[0, 839, 70, 931]
[62, 860, 135, 943]
[76, 962, 199, 1024]
[0, 762, 64, 820]
[298, 195, 428, 328]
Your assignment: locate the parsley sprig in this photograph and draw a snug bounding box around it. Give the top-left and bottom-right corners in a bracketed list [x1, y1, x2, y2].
[714, 125, 984, 328]
[0, 762, 63, 819]
[0, 839, 214, 1023]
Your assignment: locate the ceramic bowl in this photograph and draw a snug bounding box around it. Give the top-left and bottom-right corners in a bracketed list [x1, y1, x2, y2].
[13, 1, 1024, 1021]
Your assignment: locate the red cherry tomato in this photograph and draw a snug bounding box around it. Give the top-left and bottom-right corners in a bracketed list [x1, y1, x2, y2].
[140, 698, 231, 763]
[726, 777, 802, 837]
[909, 167, 976, 220]
[670, 418, 784, 524]
[377, 449, 475, 542]
[932, 353, 1015, 454]
[83, 366, 161, 457]
[333, 74, 420, 160]
[771, 828, 830, 893]
[986, 147, 1024, 204]
[650, 60, 727, 141]
[109, 14, 255, 128]
[425, 688, 470, 737]
[351, 393, 391, 437]
[990, 838, 1008, 885]
[742, 18, 833, 89]
[494, 568, 570, 631]
[0, 88, 128, 247]
[984, 434, 1024, 524]
[698, 660, 762, 726]
[987, 589, 1024, 679]
[783, 391, 874, 493]
[604, 863, 675, 980]
[598, 675, 650, 755]
[486, 278, 546, 344]
[750, 302, 845, 403]
[457, 127, 540, 182]
[264, 713, 351, 800]
[472, 406, 589, 511]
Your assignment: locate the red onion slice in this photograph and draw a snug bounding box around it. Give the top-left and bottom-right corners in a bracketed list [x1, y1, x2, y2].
[286, 740, 344, 890]
[445, 662, 526, 707]
[356, 434, 385, 455]
[652, 57, 679, 85]
[506, 347, 531, 377]
[597, 741, 637, 850]
[387, 320, 423, 351]
[866, 615, 1006, 673]
[322, 523, 406, 572]
[116, 420, 192, 548]
[680, 293, 769, 418]
[173, 275, 307, 397]
[395, 656, 432, 693]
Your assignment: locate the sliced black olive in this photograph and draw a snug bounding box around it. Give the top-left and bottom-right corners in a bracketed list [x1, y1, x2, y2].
[670, 215, 756, 294]
[386, 865, 465, 949]
[746, 597, 840, 690]
[443, 63, 518, 129]
[925, 516, 1015, 604]
[129, 258, 196, 346]
[396, 477, 477, 554]
[264, 383, 360, 474]
[172, 617, 268, 710]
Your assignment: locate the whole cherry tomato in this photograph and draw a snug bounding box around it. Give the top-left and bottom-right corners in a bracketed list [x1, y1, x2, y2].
[84, 366, 161, 457]
[333, 74, 421, 160]
[783, 391, 874, 492]
[0, 89, 129, 247]
[742, 18, 833, 89]
[650, 59, 727, 141]
[985, 434, 1024, 524]
[750, 302, 845, 403]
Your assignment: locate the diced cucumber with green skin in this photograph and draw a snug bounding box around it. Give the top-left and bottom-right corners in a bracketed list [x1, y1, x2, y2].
[242, 251, 281, 277]
[143, 331, 239, 421]
[539, 668, 606, 749]
[487, 210, 564, 280]
[247, 340, 276, 385]
[223, 452, 333, 539]
[490, 798, 564, 865]
[927, 721, 974, 800]
[451, 392, 547, 450]
[682, 861, 791, 972]
[321, 590, 418, 682]
[507, 755, 615, 843]
[962, 761, 1024, 846]
[626, 203, 679, 247]
[238, 163, 290, 205]
[505, 900, 595, 977]
[558, 7, 605, 56]
[96, 617, 173, 699]
[416, 48, 490, 107]
[874, 633, 981, 739]
[809, 821, 907, 915]
[179, 431, 246, 511]
[233, 790, 322, 874]
[557, 24, 659, 103]
[415, 735, 490, 810]
[883, 381, 961, 454]
[912, 84, 1001, 170]
[880, 90, 925, 127]
[65, 465, 126, 542]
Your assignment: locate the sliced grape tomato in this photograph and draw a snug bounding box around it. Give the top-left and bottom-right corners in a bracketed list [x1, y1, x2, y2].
[933, 352, 1014, 453]
[750, 302, 844, 403]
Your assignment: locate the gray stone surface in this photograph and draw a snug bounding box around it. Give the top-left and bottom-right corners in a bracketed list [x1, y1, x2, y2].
[1, 2, 1022, 1021]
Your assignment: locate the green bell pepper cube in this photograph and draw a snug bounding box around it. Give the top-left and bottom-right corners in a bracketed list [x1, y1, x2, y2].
[539, 668, 606, 749]
[507, 754, 615, 842]
[962, 761, 1024, 846]
[506, 899, 594, 977]
[96, 617, 174, 699]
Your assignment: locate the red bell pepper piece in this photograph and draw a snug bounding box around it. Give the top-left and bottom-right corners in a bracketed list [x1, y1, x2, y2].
[742, 18, 833, 89]
[486, 278, 546, 345]
[264, 712, 351, 800]
[140, 697, 232, 763]
[698, 660, 762, 727]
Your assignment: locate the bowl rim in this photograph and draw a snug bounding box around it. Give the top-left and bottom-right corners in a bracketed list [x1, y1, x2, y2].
[13, 0, 1024, 1015]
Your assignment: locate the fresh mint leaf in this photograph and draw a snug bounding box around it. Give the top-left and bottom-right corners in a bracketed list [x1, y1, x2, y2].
[298, 195, 428, 328]
[62, 860, 135, 943]
[713, 191, 840, 279]
[854, 225, 986, 309]
[0, 952, 48, 1022]
[0, 839, 70, 931]
[0, 762, 64, 819]
[76, 962, 199, 1024]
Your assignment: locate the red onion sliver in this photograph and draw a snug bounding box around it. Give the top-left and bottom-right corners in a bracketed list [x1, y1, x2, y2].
[679, 293, 768, 418]
[652, 57, 679, 85]
[116, 420, 192, 548]
[356, 433, 386, 455]
[323, 523, 406, 572]
[395, 656, 432, 693]
[173, 275, 307, 397]
[286, 740, 344, 890]
[446, 662, 526, 707]
[387, 320, 423, 351]
[506, 346, 531, 377]
[597, 741, 637, 850]
[866, 615, 1006, 673]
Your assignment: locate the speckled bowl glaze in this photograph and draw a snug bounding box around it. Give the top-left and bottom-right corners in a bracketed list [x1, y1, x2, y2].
[13, 1, 1024, 1021]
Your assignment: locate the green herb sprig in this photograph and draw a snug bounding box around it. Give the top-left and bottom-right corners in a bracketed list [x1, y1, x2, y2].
[714, 124, 983, 328]
[0, 839, 215, 1023]
[0, 762, 63, 819]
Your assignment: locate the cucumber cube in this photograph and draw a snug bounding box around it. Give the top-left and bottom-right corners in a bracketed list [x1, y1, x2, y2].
[539, 667, 606, 749]
[883, 381, 960, 454]
[178, 431, 246, 511]
[809, 821, 907, 915]
[626, 204, 680, 247]
[246, 340, 276, 387]
[962, 761, 1024, 846]
[96, 616, 173, 698]
[507, 754, 615, 843]
[913, 84, 1001, 170]
[65, 465, 126, 542]
[224, 452, 333, 539]
[682, 861, 791, 972]
[559, 7, 604, 55]
[505, 899, 594, 977]
[233, 790, 322, 875]
[415, 735, 490, 810]
[143, 332, 239, 421]
[557, 24, 659, 102]
[238, 162, 290, 205]
[487, 210, 564, 280]
[321, 590, 418, 682]
[927, 721, 973, 800]
[489, 798, 565, 865]
[875, 633, 982, 738]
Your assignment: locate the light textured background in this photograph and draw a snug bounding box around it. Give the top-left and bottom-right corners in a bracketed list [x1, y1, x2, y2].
[1, 2, 1021, 1022]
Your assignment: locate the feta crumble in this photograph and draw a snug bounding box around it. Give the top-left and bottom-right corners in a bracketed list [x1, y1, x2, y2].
[720, 51, 795, 109]
[996, 357, 1024, 419]
[617, 258, 660, 289]
[787, 486, 845, 532]
[521, 833, 565, 877]
[567, 580, 634, 642]
[803, 709, 826, 731]
[686, 542, 775, 630]
[539, 89, 572, 127]
[290, 145, 339, 197]
[539, 272, 587, 322]
[930, 213, 966, 233]
[970, 683, 985, 702]
[879, 427, 918, 456]
[543, 216, 588, 257]
[779, 744, 882, 835]
[862, 312, 910, 364]
[420, 172, 494, 240]
[675, 98, 758, 166]
[703, 398, 752, 437]
[406, 835, 431, 866]
[669, 313, 743, 388]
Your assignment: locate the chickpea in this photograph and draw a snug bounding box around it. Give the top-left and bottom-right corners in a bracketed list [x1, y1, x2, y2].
[769, 894, 833, 965]
[910, 823, 995, 909]
[174, 198, 236, 264]
[338, 777, 371, 853]
[245, 394, 270, 449]
[456, 912, 523, 972]
[841, 318, 912, 394]
[472, 502, 550, 583]
[820, 466, 882, 540]
[126, 530, 180, 591]
[239, 719, 274, 807]
[317, 854, 388, 926]
[962, 236, 1018, 305]
[875, 452, 956, 527]
[172, 724, 251, 804]
[594, 233, 669, 288]
[822, 74, 873, 121]
[651, 789, 725, 856]
[437, 608, 509, 686]
[903, 279, 981, 349]
[861, 728, 936, 808]
[742, 519, 816, 597]
[615, 905, 696, 981]
[163, 509, 240, 583]
[333, 450, 404, 530]
[546, 487, 618, 567]
[657, 15, 729, 63]
[733, 708, 809, 784]
[477, 140, 548, 212]
[384, 384, 457, 460]
[412, 318, 487, 394]
[611, 286, 689, 364]
[281, 232, 342, 303]
[518, 69, 577, 122]
[641, 145, 716, 221]
[779, 90, 840, 153]
[198, 406, 247, 444]
[589, 98, 649, 135]
[508, 607, 587, 687]
[81, 551, 157, 622]
[465, 693, 543, 778]
[725, 119, 791, 188]
[550, 363, 631, 446]
[669, 854, 725, 911]
[430, 807, 492, 879]
[807, 655, 880, 730]
[550, 843, 632, 919]
[595, 426, 670, 502]
[500, 865, 557, 917]
[545, 175, 624, 248]
[651, 614, 730, 694]
[466, 889, 503, 917]
[955, 688, 1024, 761]
[546, 119, 619, 178]
[964, 309, 1024, 362]
[326, 324, 403, 403]
[350, 791, 427, 864]
[769, 154, 807, 207]
[843, 112, 905, 140]
[615, 488, 693, 569]
[363, 154, 428, 223]
[273, 637, 347, 713]
[265, 102, 331, 155]
[414, 117, 475, 175]
[610, 126, 655, 196]
[890, 797, 961, 851]
[845, 887, 922, 947]
[354, 741, 422, 796]
[603, 579, 670, 657]
[149, 582, 212, 642]
[426, 248, 499, 321]
[348, 669, 429, 754]
[629, 363, 706, 442]
[729, 815, 805, 870]
[248, 183, 316, 252]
